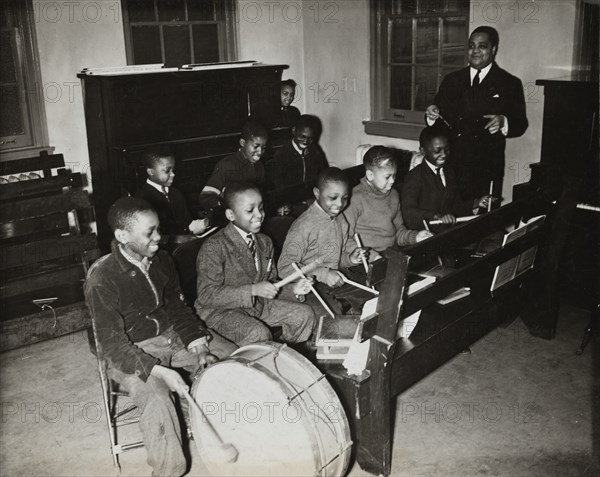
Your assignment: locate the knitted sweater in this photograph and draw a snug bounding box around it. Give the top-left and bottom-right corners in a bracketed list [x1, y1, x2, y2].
[278, 202, 354, 283]
[344, 177, 418, 251]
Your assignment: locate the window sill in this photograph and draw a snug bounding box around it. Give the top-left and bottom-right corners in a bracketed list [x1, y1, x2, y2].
[363, 119, 424, 141]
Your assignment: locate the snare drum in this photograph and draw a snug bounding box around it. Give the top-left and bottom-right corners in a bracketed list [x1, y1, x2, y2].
[190, 342, 352, 477]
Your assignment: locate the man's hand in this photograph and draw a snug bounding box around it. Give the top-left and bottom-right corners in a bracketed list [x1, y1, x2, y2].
[483, 115, 505, 135]
[349, 247, 369, 265]
[251, 281, 279, 299]
[433, 213, 457, 225]
[416, 230, 433, 242]
[426, 105, 440, 122]
[292, 277, 313, 296]
[323, 269, 345, 288]
[151, 365, 189, 397]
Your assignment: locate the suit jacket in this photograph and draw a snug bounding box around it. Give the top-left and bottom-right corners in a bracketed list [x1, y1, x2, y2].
[195, 223, 276, 321]
[401, 162, 475, 230]
[434, 62, 528, 180]
[137, 183, 190, 235]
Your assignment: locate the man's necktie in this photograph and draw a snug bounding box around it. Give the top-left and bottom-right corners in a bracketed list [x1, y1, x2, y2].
[435, 167, 445, 188]
[161, 186, 170, 202]
[472, 69, 481, 87]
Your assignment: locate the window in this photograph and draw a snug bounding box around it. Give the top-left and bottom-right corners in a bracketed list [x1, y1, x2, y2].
[122, 0, 237, 66]
[367, 0, 470, 138]
[0, 0, 51, 160]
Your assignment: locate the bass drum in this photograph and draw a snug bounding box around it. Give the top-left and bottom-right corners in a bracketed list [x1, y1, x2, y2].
[190, 342, 352, 476]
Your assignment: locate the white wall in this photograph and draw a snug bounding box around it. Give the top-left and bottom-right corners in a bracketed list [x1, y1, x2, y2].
[34, 0, 127, 185]
[237, 0, 304, 86]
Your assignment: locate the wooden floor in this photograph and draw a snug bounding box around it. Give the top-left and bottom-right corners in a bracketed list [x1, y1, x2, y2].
[0, 305, 598, 477]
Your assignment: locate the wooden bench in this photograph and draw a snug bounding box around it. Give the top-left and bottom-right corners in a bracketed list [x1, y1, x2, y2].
[0, 152, 99, 351]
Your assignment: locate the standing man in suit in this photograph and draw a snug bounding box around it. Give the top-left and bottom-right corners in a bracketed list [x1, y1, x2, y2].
[426, 26, 528, 200]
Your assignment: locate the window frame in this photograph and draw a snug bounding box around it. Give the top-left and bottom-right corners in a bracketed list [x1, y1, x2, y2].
[121, 0, 238, 66]
[366, 0, 470, 139]
[0, 0, 52, 162]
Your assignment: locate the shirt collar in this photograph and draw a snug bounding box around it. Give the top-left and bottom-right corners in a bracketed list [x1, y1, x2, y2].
[314, 201, 336, 221]
[470, 63, 492, 83]
[232, 224, 253, 241]
[424, 159, 439, 174]
[146, 178, 168, 194]
[118, 244, 152, 273]
[292, 140, 304, 156]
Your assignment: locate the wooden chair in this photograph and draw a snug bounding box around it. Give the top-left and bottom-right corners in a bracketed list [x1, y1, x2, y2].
[0, 152, 98, 351]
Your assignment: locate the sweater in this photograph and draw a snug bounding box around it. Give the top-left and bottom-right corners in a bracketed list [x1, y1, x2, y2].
[344, 177, 418, 251]
[278, 202, 354, 283]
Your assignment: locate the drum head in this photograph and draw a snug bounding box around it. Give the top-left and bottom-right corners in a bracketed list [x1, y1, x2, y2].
[190, 342, 351, 477]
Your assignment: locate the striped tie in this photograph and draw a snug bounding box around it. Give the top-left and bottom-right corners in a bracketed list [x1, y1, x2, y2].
[246, 234, 256, 262]
[161, 186, 170, 202]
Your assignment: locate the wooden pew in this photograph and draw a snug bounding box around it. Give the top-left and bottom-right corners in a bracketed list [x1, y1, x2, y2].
[0, 153, 99, 351]
[314, 189, 554, 476]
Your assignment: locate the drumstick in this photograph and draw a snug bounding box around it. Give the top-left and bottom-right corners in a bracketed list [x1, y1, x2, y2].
[577, 203, 600, 212]
[354, 234, 369, 274]
[341, 275, 379, 295]
[273, 261, 320, 289]
[428, 215, 478, 225]
[291, 262, 335, 319]
[182, 389, 239, 464]
[488, 181, 494, 212]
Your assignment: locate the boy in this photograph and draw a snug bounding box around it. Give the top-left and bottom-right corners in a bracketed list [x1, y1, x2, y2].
[401, 126, 493, 230]
[278, 167, 367, 314]
[84, 197, 237, 477]
[199, 121, 268, 210]
[137, 145, 207, 239]
[266, 114, 328, 190]
[278, 79, 301, 128]
[344, 146, 431, 255]
[195, 181, 315, 346]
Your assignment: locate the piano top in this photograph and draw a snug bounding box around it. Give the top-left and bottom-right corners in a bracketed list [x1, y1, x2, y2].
[77, 61, 289, 78]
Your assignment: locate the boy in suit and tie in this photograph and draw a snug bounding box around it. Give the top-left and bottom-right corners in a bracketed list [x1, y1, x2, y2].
[137, 145, 207, 241]
[195, 181, 315, 346]
[401, 126, 493, 231]
[278, 79, 301, 128]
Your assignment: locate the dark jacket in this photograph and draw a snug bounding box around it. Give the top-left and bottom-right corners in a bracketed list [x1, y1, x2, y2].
[266, 141, 328, 190]
[137, 182, 190, 235]
[434, 62, 528, 196]
[84, 241, 210, 381]
[401, 162, 475, 230]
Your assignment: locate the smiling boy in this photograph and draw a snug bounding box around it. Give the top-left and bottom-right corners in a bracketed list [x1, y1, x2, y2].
[266, 114, 328, 190]
[278, 167, 367, 314]
[195, 181, 315, 346]
[199, 121, 268, 210]
[84, 197, 237, 477]
[344, 146, 430, 256]
[137, 145, 207, 239]
[401, 126, 493, 230]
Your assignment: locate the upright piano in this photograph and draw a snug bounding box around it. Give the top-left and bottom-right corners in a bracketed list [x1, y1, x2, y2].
[78, 62, 290, 251]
